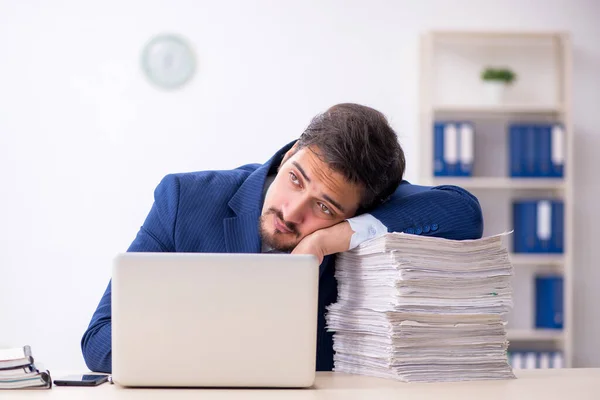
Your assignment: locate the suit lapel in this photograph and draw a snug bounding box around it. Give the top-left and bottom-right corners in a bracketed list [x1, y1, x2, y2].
[223, 142, 293, 254]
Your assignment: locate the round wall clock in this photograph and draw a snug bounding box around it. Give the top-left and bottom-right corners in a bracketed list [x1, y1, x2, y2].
[141, 34, 196, 90]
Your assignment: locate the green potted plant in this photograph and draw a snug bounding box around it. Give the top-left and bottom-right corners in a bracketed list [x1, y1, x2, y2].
[480, 67, 517, 104]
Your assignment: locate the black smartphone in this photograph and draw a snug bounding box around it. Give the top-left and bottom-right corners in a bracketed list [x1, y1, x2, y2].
[54, 374, 109, 386]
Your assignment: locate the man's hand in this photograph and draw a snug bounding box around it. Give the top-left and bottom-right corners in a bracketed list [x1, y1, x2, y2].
[291, 221, 354, 264]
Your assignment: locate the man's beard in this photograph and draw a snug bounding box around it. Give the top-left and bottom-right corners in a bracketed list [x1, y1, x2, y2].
[259, 207, 301, 253]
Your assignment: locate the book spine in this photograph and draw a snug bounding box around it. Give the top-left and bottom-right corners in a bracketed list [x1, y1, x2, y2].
[511, 352, 523, 369]
[537, 200, 552, 252]
[552, 352, 564, 368]
[535, 275, 564, 329]
[459, 122, 474, 177]
[551, 124, 565, 178]
[539, 352, 551, 369]
[551, 200, 564, 253]
[525, 352, 537, 369]
[539, 124, 552, 177]
[514, 200, 543, 253]
[443, 122, 459, 176]
[434, 122, 446, 176]
[509, 124, 522, 177]
[512, 202, 523, 252]
[525, 124, 537, 177]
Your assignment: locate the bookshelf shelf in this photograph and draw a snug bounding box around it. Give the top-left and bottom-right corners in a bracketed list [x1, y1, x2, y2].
[420, 31, 573, 367]
[509, 254, 564, 267]
[507, 329, 564, 341]
[433, 104, 563, 114]
[431, 177, 565, 190]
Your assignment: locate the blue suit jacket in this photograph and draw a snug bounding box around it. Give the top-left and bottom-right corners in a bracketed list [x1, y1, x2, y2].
[81, 142, 484, 373]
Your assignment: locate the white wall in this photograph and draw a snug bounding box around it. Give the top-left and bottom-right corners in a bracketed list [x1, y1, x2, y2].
[1, 0, 599, 370]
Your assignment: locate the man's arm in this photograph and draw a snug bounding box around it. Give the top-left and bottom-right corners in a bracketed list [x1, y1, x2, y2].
[81, 174, 181, 372]
[293, 184, 483, 261]
[368, 183, 484, 239]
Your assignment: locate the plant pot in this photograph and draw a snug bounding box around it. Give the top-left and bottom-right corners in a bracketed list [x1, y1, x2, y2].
[482, 81, 507, 105]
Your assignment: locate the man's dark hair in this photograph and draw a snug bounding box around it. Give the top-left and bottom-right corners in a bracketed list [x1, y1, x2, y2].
[296, 103, 405, 210]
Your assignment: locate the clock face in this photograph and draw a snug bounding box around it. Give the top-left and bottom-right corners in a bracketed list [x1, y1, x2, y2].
[141, 34, 196, 90]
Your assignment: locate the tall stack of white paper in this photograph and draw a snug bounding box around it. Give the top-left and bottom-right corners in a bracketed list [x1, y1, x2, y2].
[326, 233, 515, 383]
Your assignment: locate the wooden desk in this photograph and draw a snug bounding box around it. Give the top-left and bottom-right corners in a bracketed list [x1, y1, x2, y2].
[4, 369, 600, 399]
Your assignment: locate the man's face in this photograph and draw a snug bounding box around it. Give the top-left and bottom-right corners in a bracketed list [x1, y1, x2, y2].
[260, 145, 363, 252]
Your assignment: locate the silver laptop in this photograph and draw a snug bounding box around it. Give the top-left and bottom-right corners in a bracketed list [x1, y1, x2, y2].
[111, 252, 319, 388]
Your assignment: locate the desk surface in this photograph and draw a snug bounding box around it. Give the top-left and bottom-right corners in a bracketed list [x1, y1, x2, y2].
[4, 369, 600, 399]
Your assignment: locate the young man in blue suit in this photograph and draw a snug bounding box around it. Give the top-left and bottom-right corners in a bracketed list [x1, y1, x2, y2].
[82, 103, 484, 373]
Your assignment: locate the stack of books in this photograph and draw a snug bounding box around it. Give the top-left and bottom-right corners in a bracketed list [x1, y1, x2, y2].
[326, 233, 515, 382]
[0, 346, 52, 389]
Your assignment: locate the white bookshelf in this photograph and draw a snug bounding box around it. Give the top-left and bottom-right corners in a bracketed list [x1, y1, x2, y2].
[419, 31, 573, 367]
